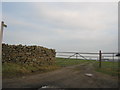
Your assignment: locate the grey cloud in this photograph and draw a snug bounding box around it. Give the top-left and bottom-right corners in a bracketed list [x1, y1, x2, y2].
[2, 2, 118, 52]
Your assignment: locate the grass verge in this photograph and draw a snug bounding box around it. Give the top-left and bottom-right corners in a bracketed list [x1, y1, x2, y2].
[2, 58, 119, 78]
[2, 62, 59, 78]
[94, 61, 119, 76]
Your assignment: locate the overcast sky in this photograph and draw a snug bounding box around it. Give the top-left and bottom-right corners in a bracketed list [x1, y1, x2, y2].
[2, 2, 118, 52]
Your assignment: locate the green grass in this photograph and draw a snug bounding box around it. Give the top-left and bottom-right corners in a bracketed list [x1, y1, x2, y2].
[55, 58, 89, 67]
[2, 58, 87, 78]
[2, 62, 58, 78]
[2, 58, 119, 78]
[94, 61, 119, 76]
[2, 62, 29, 77]
[55, 58, 119, 76]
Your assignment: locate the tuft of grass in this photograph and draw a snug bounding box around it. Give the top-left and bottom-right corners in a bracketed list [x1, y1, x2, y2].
[2, 62, 30, 78]
[2, 62, 59, 78]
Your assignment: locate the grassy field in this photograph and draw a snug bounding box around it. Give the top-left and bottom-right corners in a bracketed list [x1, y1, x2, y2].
[2, 58, 119, 78]
[55, 58, 90, 67]
[94, 61, 119, 76]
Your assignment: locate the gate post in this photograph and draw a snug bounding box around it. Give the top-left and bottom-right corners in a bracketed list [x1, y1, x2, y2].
[99, 50, 102, 68]
[76, 54, 77, 59]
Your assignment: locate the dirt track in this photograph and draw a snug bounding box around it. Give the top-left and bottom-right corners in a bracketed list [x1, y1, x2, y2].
[2, 62, 118, 89]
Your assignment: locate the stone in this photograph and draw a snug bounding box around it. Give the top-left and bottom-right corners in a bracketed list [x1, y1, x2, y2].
[2, 43, 56, 66]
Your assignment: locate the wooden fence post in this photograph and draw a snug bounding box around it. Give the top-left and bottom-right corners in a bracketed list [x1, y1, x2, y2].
[113, 53, 114, 61]
[99, 50, 102, 68]
[76, 54, 77, 59]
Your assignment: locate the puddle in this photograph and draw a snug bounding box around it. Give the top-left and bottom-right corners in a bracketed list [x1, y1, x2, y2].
[85, 73, 93, 77]
[38, 85, 61, 90]
[41, 85, 58, 88]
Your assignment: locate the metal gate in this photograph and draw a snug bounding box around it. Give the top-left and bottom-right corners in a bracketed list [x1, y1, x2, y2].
[56, 50, 119, 76]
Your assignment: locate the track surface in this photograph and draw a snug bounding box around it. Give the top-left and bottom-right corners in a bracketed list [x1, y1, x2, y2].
[3, 62, 118, 88]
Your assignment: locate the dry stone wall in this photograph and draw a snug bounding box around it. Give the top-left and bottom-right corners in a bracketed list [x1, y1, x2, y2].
[2, 43, 56, 65]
